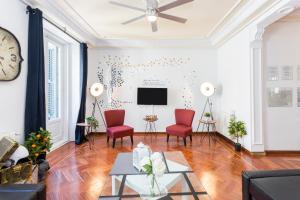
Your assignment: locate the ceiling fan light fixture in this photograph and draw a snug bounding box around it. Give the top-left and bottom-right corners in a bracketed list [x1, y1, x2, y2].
[146, 8, 157, 22]
[147, 15, 157, 22]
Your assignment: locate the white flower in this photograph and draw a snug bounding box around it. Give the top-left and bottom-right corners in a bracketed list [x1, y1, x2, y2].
[152, 158, 166, 177]
[150, 152, 163, 162]
[140, 156, 151, 172]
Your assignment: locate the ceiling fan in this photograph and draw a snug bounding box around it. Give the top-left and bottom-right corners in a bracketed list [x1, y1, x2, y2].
[109, 0, 194, 32]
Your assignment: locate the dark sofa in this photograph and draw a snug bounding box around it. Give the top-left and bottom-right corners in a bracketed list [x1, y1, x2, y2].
[242, 169, 300, 200]
[0, 184, 46, 200]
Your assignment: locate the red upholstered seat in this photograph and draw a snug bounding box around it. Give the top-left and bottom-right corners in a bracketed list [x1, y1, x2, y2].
[107, 125, 134, 138]
[104, 109, 134, 148]
[166, 124, 192, 137]
[166, 109, 195, 146]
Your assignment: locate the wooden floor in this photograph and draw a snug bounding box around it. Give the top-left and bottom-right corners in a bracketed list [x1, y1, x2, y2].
[46, 134, 300, 200]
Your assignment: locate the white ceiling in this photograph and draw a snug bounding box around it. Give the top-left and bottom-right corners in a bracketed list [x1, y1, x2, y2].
[60, 0, 239, 39]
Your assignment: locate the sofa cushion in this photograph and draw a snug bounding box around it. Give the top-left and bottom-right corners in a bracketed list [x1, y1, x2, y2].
[249, 176, 300, 200]
[0, 184, 46, 200]
[166, 124, 192, 137]
[107, 125, 133, 138]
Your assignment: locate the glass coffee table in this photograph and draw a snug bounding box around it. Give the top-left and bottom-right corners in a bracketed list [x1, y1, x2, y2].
[99, 151, 210, 200]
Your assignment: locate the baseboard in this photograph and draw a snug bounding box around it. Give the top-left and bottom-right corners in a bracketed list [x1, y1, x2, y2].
[215, 132, 252, 155]
[92, 132, 106, 134]
[265, 150, 300, 155]
[89, 132, 300, 155]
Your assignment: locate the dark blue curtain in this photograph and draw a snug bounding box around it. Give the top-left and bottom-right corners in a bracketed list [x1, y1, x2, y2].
[75, 43, 88, 144]
[24, 6, 46, 139]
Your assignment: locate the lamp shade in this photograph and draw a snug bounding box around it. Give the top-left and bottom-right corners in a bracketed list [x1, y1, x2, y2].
[90, 83, 104, 97]
[200, 82, 215, 97]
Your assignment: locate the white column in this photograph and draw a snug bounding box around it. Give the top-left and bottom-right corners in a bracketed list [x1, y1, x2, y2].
[249, 26, 265, 152]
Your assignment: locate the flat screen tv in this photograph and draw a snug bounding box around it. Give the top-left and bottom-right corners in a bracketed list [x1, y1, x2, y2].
[137, 88, 167, 105]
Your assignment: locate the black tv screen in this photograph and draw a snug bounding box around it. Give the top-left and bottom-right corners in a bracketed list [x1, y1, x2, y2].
[137, 88, 167, 105]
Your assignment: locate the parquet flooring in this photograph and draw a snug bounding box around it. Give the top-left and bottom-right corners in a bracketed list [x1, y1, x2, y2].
[45, 134, 300, 200]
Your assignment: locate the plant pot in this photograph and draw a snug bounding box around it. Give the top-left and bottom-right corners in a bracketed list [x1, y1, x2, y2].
[235, 143, 242, 151]
[36, 152, 46, 161]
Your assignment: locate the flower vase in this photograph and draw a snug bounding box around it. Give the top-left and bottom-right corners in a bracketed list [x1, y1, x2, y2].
[146, 174, 167, 199]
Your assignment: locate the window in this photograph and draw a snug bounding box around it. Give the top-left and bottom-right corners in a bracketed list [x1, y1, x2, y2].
[47, 42, 60, 120]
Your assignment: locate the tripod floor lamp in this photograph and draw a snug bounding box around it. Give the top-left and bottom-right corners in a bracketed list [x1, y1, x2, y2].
[199, 82, 215, 120]
[196, 82, 217, 142]
[90, 83, 106, 128]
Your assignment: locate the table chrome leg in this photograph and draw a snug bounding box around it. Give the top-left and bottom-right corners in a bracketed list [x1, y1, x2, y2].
[208, 124, 211, 145]
[200, 123, 205, 142]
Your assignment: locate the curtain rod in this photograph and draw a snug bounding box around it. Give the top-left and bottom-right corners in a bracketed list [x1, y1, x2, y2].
[23, 3, 82, 44]
[42, 17, 82, 44]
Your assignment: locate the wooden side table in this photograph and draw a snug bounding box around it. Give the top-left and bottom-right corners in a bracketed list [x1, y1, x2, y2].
[143, 115, 158, 138]
[196, 119, 217, 145]
[76, 123, 94, 149]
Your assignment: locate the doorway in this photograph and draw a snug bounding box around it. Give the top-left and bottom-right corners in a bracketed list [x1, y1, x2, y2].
[44, 35, 69, 149]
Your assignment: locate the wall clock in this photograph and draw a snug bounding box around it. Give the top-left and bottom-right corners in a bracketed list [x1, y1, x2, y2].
[0, 27, 23, 81]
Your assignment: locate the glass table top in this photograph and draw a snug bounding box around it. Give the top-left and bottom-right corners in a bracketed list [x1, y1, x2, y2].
[100, 151, 210, 200]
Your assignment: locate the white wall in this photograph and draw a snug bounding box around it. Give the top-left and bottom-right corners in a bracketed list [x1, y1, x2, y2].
[263, 21, 300, 150]
[0, 0, 28, 143]
[217, 28, 252, 150]
[88, 46, 218, 132]
[0, 0, 80, 145]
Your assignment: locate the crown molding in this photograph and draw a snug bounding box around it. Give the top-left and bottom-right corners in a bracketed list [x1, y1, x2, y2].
[93, 38, 214, 49]
[21, 0, 300, 48]
[209, 0, 287, 47]
[22, 0, 99, 46]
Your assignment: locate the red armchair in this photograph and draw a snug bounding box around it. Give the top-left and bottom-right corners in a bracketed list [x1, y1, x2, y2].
[104, 109, 134, 148]
[166, 109, 195, 146]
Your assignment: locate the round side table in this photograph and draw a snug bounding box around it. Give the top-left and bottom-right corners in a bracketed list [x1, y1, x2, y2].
[197, 119, 217, 145]
[143, 115, 158, 138]
[76, 122, 94, 149]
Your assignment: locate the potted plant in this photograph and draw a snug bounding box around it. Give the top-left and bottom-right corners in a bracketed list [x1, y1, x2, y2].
[25, 128, 52, 182]
[86, 116, 99, 131]
[204, 112, 211, 121]
[228, 117, 247, 151]
[25, 127, 53, 163]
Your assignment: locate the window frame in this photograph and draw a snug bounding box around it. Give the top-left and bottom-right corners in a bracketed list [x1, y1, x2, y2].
[44, 36, 64, 122]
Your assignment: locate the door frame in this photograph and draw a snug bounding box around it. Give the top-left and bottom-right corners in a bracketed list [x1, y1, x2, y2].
[44, 30, 70, 150]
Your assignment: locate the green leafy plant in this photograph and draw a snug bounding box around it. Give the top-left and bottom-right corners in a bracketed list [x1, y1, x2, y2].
[204, 112, 211, 118]
[25, 128, 53, 163]
[228, 117, 247, 144]
[86, 116, 99, 130]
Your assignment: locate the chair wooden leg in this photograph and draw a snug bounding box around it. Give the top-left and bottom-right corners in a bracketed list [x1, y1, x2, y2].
[167, 134, 170, 142]
[183, 137, 187, 146]
[190, 135, 192, 142]
[130, 135, 133, 145]
[112, 138, 116, 148]
[107, 136, 110, 143]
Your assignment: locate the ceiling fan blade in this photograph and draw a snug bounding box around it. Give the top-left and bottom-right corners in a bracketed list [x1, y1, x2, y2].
[122, 14, 146, 25]
[110, 1, 145, 12]
[151, 21, 158, 32]
[158, 13, 187, 23]
[158, 0, 194, 12]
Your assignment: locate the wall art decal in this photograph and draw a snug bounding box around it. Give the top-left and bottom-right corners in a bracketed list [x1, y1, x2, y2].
[88, 49, 218, 132]
[142, 79, 165, 86]
[110, 67, 124, 89]
[182, 87, 193, 109]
